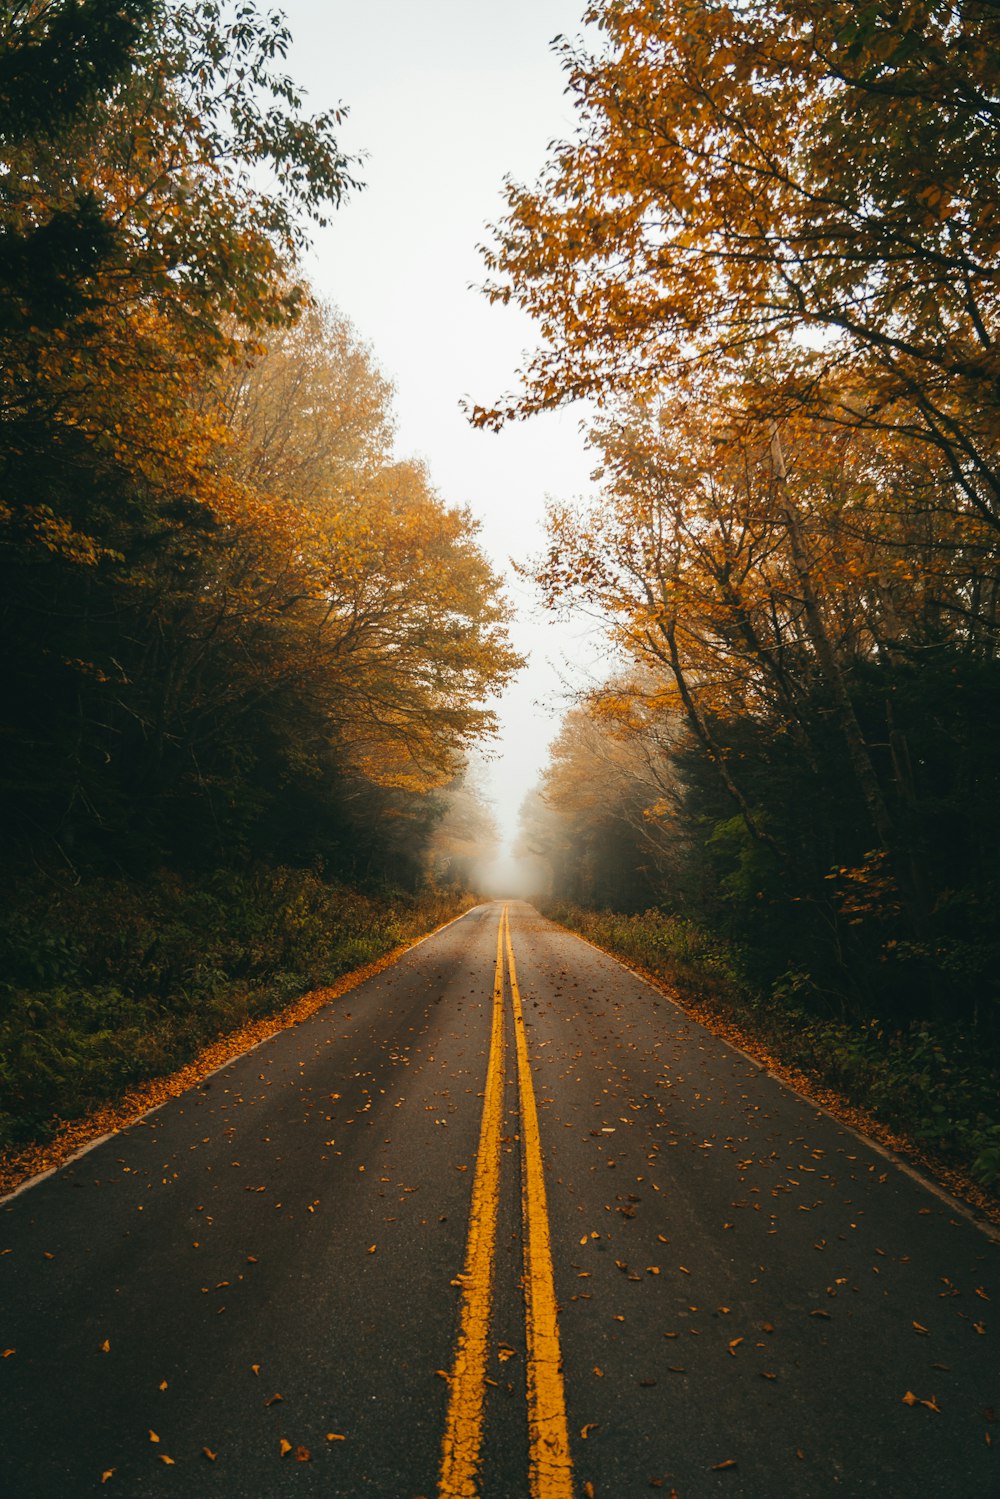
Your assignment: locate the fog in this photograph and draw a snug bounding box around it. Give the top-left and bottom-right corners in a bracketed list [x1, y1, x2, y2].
[468, 851, 552, 903]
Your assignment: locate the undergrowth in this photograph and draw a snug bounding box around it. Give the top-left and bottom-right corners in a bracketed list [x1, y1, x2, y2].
[546, 902, 1000, 1190]
[0, 868, 470, 1152]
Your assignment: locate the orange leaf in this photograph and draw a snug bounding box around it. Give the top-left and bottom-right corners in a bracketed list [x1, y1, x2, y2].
[202, 1448, 217, 1462]
[279, 1438, 292, 1457]
[294, 1446, 311, 1462]
[712, 1459, 737, 1470]
[100, 1471, 115, 1484]
[149, 1431, 160, 1443]
[326, 1433, 346, 1441]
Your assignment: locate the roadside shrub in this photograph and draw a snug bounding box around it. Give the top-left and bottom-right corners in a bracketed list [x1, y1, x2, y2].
[0, 870, 469, 1151]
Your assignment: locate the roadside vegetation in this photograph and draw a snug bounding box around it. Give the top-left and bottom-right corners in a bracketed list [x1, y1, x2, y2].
[0, 874, 471, 1155]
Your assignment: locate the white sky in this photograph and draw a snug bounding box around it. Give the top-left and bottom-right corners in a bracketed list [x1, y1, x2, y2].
[279, 0, 606, 845]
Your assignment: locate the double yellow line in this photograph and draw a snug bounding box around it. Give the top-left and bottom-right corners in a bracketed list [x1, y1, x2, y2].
[438, 905, 573, 1499]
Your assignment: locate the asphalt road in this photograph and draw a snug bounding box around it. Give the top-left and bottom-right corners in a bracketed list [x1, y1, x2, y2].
[1, 900, 996, 1498]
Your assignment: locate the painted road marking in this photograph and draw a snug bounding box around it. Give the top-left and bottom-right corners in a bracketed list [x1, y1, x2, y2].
[505, 906, 574, 1499]
[438, 904, 574, 1499]
[438, 906, 507, 1497]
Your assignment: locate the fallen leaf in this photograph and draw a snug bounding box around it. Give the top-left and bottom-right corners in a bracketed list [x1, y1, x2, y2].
[160, 1455, 175, 1466]
[435, 1369, 451, 1381]
[367, 1244, 377, 1255]
[159, 1380, 168, 1392]
[583, 1484, 595, 1498]
[279, 1438, 292, 1457]
[149, 1431, 160, 1443]
[326, 1433, 346, 1442]
[3, 1349, 15, 1358]
[100, 1470, 115, 1484]
[294, 1446, 311, 1462]
[265, 1393, 283, 1406]
[913, 1321, 929, 1335]
[101, 1339, 110, 1353]
[760, 1371, 777, 1380]
[902, 1391, 919, 1406]
[251, 1364, 260, 1376]
[593, 1366, 604, 1377]
[712, 1458, 737, 1470]
[581, 1422, 599, 1439]
[202, 1448, 217, 1462]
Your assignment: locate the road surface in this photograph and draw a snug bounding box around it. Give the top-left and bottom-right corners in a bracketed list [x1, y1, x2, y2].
[2, 901, 996, 1497]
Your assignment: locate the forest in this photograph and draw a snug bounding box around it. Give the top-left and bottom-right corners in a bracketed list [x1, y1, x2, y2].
[0, 0, 513, 1153]
[495, 0, 1000, 1185]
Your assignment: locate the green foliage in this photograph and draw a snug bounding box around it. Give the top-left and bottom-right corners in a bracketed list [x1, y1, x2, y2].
[0, 869, 468, 1151]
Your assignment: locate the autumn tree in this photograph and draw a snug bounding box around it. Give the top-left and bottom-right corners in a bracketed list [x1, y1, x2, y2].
[0, 5, 522, 887]
[534, 389, 1000, 1014]
[479, 0, 999, 529]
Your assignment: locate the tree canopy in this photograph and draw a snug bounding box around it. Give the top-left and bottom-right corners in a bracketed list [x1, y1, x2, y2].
[0, 1, 521, 888]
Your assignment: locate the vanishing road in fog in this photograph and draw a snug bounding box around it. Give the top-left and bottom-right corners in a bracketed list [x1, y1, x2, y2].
[2, 902, 996, 1497]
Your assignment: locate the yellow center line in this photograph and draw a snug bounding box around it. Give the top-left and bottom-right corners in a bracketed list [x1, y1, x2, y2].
[505, 906, 575, 1499]
[438, 906, 507, 1498]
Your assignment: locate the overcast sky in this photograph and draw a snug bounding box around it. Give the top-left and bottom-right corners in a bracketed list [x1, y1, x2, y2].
[278, 0, 606, 845]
